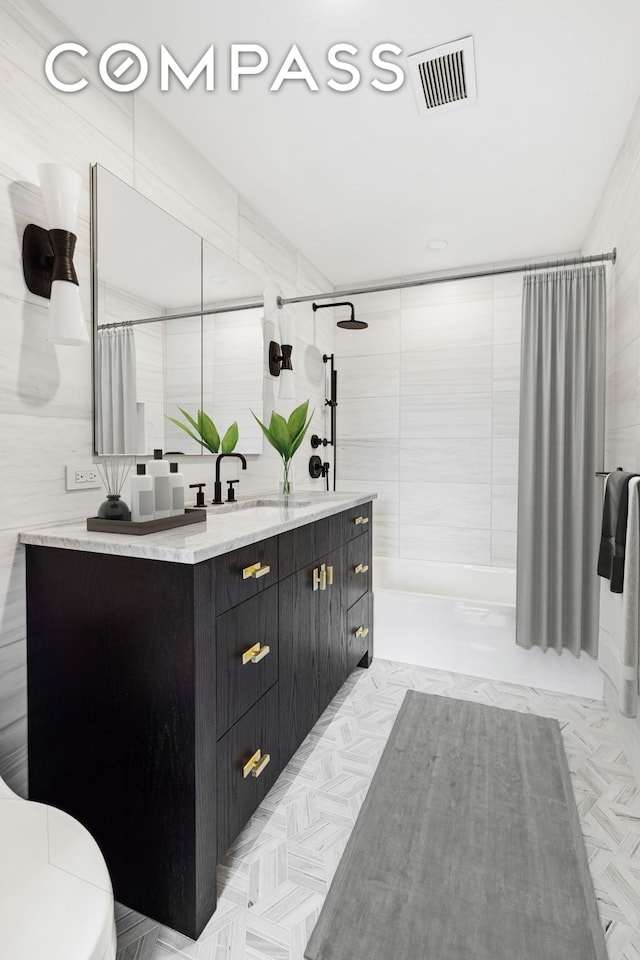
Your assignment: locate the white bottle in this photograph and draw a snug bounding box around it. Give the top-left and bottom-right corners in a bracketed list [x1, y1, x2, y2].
[148, 449, 170, 519]
[130, 464, 154, 523]
[168, 463, 185, 517]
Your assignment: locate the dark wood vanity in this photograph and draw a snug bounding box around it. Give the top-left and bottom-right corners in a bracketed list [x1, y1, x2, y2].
[24, 499, 373, 939]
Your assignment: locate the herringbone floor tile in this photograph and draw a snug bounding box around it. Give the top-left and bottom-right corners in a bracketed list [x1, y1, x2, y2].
[116, 658, 640, 960]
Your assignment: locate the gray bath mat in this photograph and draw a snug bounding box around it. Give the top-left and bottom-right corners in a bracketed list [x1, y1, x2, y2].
[305, 690, 607, 960]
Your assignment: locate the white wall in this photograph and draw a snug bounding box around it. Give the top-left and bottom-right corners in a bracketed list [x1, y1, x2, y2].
[0, 0, 334, 794]
[583, 96, 640, 782]
[334, 276, 522, 568]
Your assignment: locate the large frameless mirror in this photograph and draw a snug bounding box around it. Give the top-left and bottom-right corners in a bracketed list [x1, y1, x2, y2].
[91, 164, 265, 456]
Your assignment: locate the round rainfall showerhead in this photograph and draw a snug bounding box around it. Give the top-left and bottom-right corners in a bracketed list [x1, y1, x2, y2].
[312, 300, 367, 329]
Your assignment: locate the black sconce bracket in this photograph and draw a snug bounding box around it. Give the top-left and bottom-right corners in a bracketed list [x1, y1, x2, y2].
[22, 224, 79, 300]
[269, 340, 293, 377]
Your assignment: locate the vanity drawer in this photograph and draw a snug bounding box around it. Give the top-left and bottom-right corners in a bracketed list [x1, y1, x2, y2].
[217, 685, 280, 859]
[214, 537, 278, 612]
[342, 501, 373, 542]
[346, 592, 373, 673]
[216, 586, 279, 736]
[346, 536, 371, 610]
[278, 512, 344, 579]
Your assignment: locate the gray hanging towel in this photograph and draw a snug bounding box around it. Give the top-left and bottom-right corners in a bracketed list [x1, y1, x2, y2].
[597, 470, 638, 592]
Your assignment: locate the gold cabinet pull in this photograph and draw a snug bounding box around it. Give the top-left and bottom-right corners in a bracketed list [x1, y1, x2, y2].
[326, 564, 334, 586]
[354, 516, 369, 525]
[242, 748, 271, 779]
[243, 562, 271, 580]
[242, 642, 271, 665]
[354, 625, 369, 638]
[313, 566, 327, 591]
[354, 563, 370, 574]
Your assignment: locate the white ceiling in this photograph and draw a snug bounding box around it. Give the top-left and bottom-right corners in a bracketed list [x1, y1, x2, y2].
[43, 0, 640, 286]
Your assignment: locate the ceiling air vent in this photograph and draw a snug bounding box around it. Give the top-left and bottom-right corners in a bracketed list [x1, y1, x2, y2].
[407, 36, 477, 117]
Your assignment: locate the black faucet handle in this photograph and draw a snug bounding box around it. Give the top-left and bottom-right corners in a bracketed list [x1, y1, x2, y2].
[227, 480, 239, 503]
[189, 483, 206, 508]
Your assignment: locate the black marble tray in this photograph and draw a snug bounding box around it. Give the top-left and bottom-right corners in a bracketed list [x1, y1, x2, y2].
[86, 508, 206, 536]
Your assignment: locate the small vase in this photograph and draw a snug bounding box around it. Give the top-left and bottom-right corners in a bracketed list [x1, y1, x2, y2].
[97, 494, 131, 521]
[280, 459, 294, 497]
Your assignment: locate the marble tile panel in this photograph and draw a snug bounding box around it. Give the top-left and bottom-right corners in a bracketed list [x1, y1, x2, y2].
[0, 293, 93, 420]
[337, 354, 400, 400]
[400, 393, 492, 439]
[401, 300, 493, 352]
[0, 413, 99, 533]
[492, 438, 519, 485]
[400, 346, 492, 396]
[338, 439, 399, 484]
[400, 438, 491, 482]
[372, 522, 399, 558]
[335, 288, 400, 317]
[0, 639, 26, 733]
[606, 339, 638, 430]
[0, 55, 133, 187]
[493, 272, 525, 300]
[491, 530, 517, 567]
[0, 0, 134, 154]
[337, 397, 399, 441]
[493, 296, 522, 346]
[296, 255, 333, 299]
[493, 341, 522, 392]
[134, 99, 238, 245]
[400, 275, 493, 308]
[0, 716, 27, 797]
[239, 201, 298, 295]
[400, 480, 491, 529]
[492, 391, 520, 438]
[492, 484, 518, 532]
[399, 523, 491, 564]
[0, 532, 26, 650]
[334, 310, 400, 359]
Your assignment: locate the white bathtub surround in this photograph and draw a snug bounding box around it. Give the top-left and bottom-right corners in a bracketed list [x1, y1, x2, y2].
[335, 274, 522, 571]
[373, 556, 602, 699]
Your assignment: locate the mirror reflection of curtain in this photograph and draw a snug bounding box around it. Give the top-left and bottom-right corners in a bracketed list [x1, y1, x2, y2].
[97, 327, 138, 454]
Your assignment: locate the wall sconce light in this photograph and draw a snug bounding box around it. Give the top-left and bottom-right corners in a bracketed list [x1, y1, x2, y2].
[22, 163, 89, 345]
[271, 304, 296, 399]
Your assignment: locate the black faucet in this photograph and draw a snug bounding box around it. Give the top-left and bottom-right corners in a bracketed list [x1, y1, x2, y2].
[213, 453, 247, 503]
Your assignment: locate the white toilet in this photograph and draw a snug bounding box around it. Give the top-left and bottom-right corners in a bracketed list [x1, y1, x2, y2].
[0, 774, 116, 960]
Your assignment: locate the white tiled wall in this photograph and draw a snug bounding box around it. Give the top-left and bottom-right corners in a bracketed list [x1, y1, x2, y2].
[335, 277, 523, 569]
[0, 0, 334, 794]
[583, 95, 640, 782]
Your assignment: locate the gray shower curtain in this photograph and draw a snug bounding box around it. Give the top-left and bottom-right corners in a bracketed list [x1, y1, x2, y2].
[97, 327, 138, 454]
[516, 266, 605, 657]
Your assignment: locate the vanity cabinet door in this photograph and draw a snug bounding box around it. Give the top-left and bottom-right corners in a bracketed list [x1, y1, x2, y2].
[346, 592, 373, 673]
[214, 537, 278, 612]
[216, 685, 280, 859]
[346, 534, 371, 610]
[216, 585, 279, 736]
[278, 546, 345, 768]
[342, 501, 372, 542]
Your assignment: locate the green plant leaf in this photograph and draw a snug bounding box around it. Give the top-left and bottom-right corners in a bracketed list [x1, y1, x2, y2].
[288, 412, 314, 458]
[221, 422, 239, 454]
[177, 407, 200, 433]
[251, 410, 287, 457]
[270, 411, 292, 458]
[166, 417, 209, 451]
[287, 400, 309, 442]
[199, 410, 220, 453]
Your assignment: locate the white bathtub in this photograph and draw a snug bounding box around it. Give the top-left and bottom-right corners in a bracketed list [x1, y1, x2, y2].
[372, 556, 603, 699]
[373, 557, 516, 606]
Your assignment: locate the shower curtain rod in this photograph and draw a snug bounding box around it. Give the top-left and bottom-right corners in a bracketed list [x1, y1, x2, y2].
[276, 248, 617, 308]
[97, 298, 264, 330]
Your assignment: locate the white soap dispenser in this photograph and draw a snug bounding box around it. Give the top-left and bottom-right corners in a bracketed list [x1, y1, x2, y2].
[130, 464, 154, 523]
[168, 462, 185, 516]
[148, 449, 170, 519]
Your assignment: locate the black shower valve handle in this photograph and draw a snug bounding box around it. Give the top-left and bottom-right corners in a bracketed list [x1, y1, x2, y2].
[311, 434, 330, 448]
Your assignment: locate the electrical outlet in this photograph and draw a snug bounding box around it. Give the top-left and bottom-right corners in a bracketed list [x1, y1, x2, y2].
[66, 464, 101, 491]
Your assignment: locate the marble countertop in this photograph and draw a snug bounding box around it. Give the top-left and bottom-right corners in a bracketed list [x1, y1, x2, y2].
[19, 492, 376, 565]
